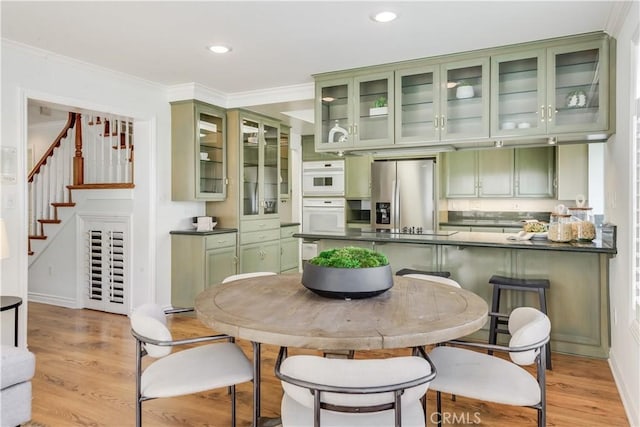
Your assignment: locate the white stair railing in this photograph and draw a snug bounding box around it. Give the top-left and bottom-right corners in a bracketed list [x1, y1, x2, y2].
[83, 115, 134, 185]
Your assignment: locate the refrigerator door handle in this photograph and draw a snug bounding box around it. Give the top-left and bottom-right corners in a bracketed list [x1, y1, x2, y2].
[390, 179, 397, 232]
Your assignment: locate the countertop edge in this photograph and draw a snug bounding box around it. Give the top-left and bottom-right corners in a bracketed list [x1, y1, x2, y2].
[293, 231, 617, 255]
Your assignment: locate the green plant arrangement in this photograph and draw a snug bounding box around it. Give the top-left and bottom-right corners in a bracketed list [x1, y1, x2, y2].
[302, 247, 393, 299]
[373, 96, 387, 108]
[309, 246, 389, 269]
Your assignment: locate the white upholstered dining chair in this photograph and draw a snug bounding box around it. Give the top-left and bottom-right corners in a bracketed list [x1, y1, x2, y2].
[428, 307, 551, 427]
[130, 303, 253, 427]
[400, 273, 462, 288]
[222, 271, 277, 283]
[275, 346, 436, 427]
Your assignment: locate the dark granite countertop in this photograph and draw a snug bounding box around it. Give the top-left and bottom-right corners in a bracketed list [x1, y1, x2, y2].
[293, 228, 617, 255]
[280, 222, 301, 228]
[170, 228, 238, 236]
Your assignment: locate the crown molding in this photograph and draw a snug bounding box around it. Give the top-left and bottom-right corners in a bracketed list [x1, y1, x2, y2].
[166, 82, 228, 107]
[604, 1, 633, 37]
[226, 82, 314, 108]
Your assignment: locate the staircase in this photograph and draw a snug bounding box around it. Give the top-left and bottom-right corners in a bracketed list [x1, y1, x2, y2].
[28, 112, 134, 260]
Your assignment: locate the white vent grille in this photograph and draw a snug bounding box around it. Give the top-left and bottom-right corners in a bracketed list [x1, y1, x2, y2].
[83, 217, 129, 314]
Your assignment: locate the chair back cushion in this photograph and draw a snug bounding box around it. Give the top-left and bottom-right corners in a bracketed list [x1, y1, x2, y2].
[130, 303, 172, 358]
[280, 355, 431, 409]
[508, 307, 551, 365]
[402, 274, 461, 288]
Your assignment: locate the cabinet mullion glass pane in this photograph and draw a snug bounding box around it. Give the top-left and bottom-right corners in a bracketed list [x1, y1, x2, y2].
[198, 112, 223, 195]
[554, 48, 600, 127]
[446, 65, 484, 136]
[263, 123, 279, 215]
[242, 119, 260, 216]
[497, 57, 540, 130]
[358, 78, 389, 141]
[400, 72, 435, 139]
[322, 84, 349, 144]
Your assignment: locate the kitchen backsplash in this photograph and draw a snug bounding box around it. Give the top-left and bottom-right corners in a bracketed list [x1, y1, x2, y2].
[442, 198, 585, 213]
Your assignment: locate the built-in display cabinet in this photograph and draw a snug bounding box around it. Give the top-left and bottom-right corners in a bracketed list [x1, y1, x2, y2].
[315, 72, 394, 151]
[314, 32, 613, 153]
[280, 125, 291, 200]
[443, 146, 555, 198]
[171, 100, 227, 201]
[491, 37, 610, 137]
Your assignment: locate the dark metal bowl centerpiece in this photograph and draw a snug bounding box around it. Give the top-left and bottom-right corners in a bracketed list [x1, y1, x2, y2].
[301, 247, 393, 299]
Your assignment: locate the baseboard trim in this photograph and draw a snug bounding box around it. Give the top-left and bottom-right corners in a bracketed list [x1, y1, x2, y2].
[28, 292, 81, 309]
[609, 347, 640, 426]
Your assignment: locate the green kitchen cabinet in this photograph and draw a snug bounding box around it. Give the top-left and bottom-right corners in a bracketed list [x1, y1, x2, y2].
[514, 146, 555, 197]
[280, 225, 300, 273]
[171, 100, 227, 201]
[171, 232, 237, 308]
[315, 72, 394, 152]
[444, 147, 554, 198]
[239, 240, 280, 274]
[239, 218, 281, 274]
[345, 155, 372, 199]
[491, 35, 611, 138]
[395, 57, 490, 144]
[238, 113, 280, 218]
[444, 149, 513, 198]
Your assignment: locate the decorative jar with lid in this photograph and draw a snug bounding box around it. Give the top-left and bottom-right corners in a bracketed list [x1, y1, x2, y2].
[568, 207, 596, 241]
[548, 213, 572, 242]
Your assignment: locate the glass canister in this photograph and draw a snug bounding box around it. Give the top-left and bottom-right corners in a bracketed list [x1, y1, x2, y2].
[568, 207, 596, 241]
[548, 213, 573, 242]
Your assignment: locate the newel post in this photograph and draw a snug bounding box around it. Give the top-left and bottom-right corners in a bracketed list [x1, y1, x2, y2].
[73, 113, 84, 185]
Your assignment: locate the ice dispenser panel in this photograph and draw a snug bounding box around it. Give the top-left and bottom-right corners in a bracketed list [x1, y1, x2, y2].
[376, 202, 391, 225]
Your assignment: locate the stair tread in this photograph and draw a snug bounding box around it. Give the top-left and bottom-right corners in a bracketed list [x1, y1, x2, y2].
[52, 202, 75, 207]
[29, 235, 47, 240]
[38, 219, 61, 224]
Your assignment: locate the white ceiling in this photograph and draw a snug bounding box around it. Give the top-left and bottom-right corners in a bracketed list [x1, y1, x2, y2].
[1, 1, 623, 133]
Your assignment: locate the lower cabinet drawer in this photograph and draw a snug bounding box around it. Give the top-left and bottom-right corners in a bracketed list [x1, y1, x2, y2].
[205, 233, 237, 249]
[241, 229, 280, 245]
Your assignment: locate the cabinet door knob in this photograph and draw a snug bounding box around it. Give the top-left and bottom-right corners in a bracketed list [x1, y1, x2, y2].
[434, 115, 439, 129]
[540, 105, 545, 121]
[548, 105, 553, 122]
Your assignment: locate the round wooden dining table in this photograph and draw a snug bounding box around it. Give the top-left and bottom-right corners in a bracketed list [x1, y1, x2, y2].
[195, 273, 488, 427]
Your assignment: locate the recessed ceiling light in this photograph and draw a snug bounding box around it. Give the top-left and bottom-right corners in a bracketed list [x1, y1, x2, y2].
[372, 11, 397, 23]
[208, 45, 231, 54]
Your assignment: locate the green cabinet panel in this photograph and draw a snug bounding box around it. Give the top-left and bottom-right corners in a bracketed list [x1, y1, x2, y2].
[478, 149, 514, 197]
[444, 147, 554, 198]
[373, 242, 438, 274]
[171, 100, 226, 201]
[279, 126, 291, 199]
[171, 232, 237, 308]
[345, 155, 372, 199]
[514, 147, 555, 197]
[240, 240, 280, 274]
[556, 144, 588, 200]
[443, 150, 478, 197]
[280, 225, 300, 272]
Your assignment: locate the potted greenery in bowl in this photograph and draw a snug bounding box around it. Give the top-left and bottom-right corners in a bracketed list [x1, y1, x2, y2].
[369, 96, 388, 116]
[301, 247, 393, 299]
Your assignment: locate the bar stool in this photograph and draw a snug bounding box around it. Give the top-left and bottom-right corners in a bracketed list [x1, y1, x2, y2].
[488, 275, 552, 370]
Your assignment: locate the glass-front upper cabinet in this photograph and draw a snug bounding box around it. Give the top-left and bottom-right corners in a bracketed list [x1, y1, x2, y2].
[440, 58, 490, 141]
[279, 125, 290, 199]
[263, 120, 279, 215]
[241, 115, 279, 217]
[395, 65, 440, 144]
[198, 109, 225, 197]
[546, 39, 609, 133]
[170, 100, 226, 201]
[315, 72, 393, 151]
[242, 117, 260, 216]
[491, 50, 546, 137]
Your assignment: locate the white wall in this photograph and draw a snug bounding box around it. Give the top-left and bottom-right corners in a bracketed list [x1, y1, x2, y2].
[0, 40, 202, 346]
[606, 2, 640, 425]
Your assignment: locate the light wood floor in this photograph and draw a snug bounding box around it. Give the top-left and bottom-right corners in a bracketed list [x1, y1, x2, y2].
[26, 302, 629, 427]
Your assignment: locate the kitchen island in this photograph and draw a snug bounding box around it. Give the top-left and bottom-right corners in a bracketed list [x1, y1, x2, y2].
[294, 227, 616, 358]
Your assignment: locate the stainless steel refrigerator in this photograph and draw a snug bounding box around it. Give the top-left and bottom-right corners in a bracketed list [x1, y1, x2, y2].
[371, 158, 436, 233]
